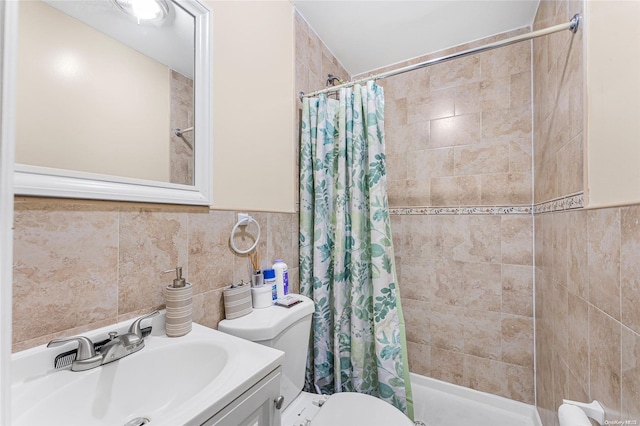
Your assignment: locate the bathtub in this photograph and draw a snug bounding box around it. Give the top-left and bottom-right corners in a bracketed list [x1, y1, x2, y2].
[410, 372, 542, 426]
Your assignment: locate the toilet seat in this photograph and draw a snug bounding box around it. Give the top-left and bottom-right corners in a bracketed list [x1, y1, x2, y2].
[311, 392, 414, 426]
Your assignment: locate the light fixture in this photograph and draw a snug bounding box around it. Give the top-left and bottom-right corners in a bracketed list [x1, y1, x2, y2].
[112, 0, 169, 23]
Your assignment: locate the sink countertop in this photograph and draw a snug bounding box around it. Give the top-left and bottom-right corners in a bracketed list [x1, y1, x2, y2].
[11, 313, 284, 426]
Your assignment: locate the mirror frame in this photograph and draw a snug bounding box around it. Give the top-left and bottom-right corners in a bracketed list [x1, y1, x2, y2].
[13, 0, 213, 206]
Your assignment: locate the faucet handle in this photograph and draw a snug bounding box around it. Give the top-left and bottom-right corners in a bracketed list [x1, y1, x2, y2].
[47, 336, 96, 360]
[128, 310, 159, 338]
[47, 336, 103, 371]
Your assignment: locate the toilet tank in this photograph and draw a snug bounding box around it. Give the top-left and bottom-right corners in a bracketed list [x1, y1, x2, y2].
[218, 295, 314, 411]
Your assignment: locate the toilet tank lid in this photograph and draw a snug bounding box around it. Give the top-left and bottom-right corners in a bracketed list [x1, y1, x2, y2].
[218, 294, 314, 341]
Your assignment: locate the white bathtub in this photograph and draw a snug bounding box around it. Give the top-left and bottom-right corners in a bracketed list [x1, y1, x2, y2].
[410, 372, 542, 426]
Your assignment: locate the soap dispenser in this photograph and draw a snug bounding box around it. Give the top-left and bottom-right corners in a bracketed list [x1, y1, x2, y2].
[163, 266, 192, 337]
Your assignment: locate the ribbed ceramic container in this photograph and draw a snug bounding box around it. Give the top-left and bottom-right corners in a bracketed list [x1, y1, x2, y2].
[223, 284, 252, 319]
[165, 283, 193, 337]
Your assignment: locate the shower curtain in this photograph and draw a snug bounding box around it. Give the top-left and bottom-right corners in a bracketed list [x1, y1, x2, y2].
[299, 81, 413, 418]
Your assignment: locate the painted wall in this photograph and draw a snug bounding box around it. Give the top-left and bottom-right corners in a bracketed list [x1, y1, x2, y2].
[533, 1, 640, 424]
[209, 0, 296, 212]
[584, 0, 640, 208]
[15, 1, 170, 182]
[353, 29, 536, 403]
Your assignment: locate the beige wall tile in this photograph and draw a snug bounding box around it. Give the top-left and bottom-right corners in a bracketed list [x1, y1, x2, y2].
[587, 208, 621, 321]
[407, 148, 454, 181]
[551, 279, 569, 359]
[430, 114, 481, 148]
[404, 179, 431, 206]
[621, 327, 640, 421]
[464, 309, 502, 360]
[407, 88, 455, 123]
[398, 256, 432, 302]
[430, 303, 465, 351]
[502, 264, 533, 317]
[13, 203, 119, 345]
[567, 209, 588, 299]
[621, 205, 640, 334]
[407, 341, 431, 377]
[567, 293, 589, 394]
[118, 208, 188, 315]
[482, 105, 532, 145]
[386, 121, 430, 155]
[192, 289, 224, 330]
[556, 133, 583, 196]
[501, 314, 534, 367]
[432, 259, 466, 306]
[190, 210, 235, 292]
[454, 77, 510, 116]
[589, 306, 622, 421]
[480, 42, 531, 79]
[13, 203, 301, 350]
[480, 172, 532, 205]
[453, 141, 510, 176]
[430, 55, 482, 90]
[403, 298, 431, 345]
[266, 213, 296, 267]
[501, 215, 533, 265]
[431, 175, 481, 206]
[509, 139, 533, 173]
[510, 71, 532, 109]
[431, 215, 501, 264]
[431, 347, 465, 386]
[390, 215, 404, 257]
[463, 262, 502, 312]
[402, 215, 431, 258]
[463, 355, 507, 396]
[551, 211, 568, 286]
[506, 363, 535, 404]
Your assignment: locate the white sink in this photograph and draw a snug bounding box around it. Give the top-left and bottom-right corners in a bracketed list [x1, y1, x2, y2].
[12, 313, 284, 426]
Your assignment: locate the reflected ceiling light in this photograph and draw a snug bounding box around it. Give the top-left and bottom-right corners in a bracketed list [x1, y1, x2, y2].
[112, 0, 169, 23]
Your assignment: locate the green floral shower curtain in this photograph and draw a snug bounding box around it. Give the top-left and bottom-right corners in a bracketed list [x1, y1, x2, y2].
[299, 81, 413, 418]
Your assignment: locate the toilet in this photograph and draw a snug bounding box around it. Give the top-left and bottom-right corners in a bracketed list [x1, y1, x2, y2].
[218, 294, 413, 426]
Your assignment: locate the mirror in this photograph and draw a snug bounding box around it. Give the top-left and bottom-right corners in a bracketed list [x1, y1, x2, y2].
[14, 0, 212, 205]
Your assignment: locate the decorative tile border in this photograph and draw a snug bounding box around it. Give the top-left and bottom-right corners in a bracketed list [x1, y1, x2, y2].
[388, 193, 584, 216]
[389, 206, 532, 215]
[533, 192, 584, 214]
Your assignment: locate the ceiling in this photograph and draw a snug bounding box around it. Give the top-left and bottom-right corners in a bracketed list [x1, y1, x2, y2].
[292, 0, 541, 76]
[43, 0, 195, 78]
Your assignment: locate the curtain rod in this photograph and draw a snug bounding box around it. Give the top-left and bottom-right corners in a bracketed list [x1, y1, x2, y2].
[300, 14, 580, 99]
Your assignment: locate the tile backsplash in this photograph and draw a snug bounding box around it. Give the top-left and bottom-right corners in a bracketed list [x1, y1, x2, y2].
[12, 197, 298, 352]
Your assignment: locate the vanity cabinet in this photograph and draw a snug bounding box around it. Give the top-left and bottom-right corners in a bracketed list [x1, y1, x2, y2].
[203, 367, 282, 426]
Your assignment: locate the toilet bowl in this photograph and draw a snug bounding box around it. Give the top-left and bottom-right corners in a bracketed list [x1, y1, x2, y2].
[218, 294, 413, 426]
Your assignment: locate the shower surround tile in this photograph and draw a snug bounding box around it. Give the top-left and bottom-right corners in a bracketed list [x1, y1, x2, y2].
[374, 25, 535, 401]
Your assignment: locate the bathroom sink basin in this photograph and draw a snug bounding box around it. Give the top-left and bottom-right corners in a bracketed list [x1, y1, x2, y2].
[12, 313, 284, 426]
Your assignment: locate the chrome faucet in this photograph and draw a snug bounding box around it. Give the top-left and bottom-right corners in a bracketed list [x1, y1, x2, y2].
[100, 311, 159, 365]
[47, 311, 159, 372]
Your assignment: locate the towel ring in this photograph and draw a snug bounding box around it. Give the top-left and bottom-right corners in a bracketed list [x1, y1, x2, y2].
[229, 213, 261, 255]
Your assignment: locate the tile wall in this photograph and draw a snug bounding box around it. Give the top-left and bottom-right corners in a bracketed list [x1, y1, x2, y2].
[535, 207, 640, 424]
[533, 0, 583, 204]
[533, 1, 640, 425]
[355, 30, 536, 402]
[12, 198, 298, 352]
[169, 70, 194, 186]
